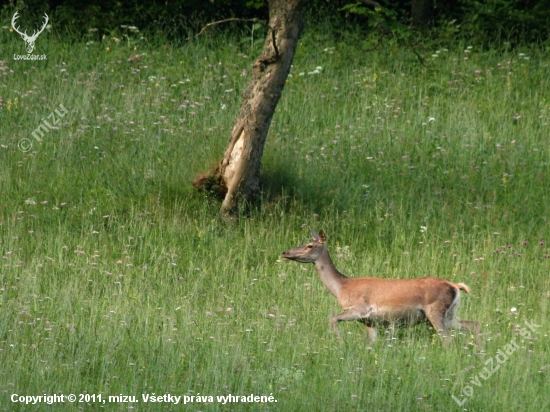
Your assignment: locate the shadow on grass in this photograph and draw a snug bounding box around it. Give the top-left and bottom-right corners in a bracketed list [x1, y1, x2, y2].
[258, 161, 346, 215]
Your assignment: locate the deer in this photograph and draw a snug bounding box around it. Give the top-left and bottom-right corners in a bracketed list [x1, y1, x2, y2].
[281, 230, 482, 348]
[11, 11, 49, 54]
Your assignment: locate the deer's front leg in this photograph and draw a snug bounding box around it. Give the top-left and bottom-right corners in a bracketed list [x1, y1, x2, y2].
[330, 309, 365, 340]
[360, 319, 377, 343]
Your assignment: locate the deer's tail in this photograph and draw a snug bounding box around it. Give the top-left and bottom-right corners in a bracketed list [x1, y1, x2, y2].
[456, 282, 471, 294]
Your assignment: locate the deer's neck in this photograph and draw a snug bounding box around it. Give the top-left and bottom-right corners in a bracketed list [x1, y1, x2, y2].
[313, 249, 347, 298]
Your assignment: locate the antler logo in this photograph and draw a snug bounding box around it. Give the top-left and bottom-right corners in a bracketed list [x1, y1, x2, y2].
[12, 11, 49, 54]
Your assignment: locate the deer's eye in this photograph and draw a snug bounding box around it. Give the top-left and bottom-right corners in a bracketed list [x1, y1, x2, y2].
[306, 245, 313, 249]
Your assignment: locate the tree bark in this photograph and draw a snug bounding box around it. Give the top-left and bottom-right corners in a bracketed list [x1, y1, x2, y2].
[411, 0, 433, 27]
[193, 0, 308, 220]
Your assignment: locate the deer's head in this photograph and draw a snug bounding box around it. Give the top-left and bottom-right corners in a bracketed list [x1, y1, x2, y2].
[12, 11, 49, 54]
[281, 230, 327, 263]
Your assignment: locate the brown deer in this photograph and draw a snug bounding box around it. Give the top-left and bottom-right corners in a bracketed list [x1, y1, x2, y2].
[281, 230, 482, 347]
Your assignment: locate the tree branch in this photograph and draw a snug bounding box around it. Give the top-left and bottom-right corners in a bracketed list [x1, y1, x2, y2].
[362, 0, 382, 8]
[186, 18, 267, 41]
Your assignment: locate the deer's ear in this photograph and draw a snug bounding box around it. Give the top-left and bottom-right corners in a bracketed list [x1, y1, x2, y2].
[310, 230, 320, 242]
[318, 229, 327, 244]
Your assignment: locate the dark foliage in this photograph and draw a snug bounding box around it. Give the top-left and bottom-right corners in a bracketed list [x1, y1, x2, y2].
[3, 0, 549, 44]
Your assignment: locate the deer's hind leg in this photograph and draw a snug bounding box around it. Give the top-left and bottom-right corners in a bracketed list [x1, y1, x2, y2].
[449, 318, 482, 349]
[425, 303, 453, 346]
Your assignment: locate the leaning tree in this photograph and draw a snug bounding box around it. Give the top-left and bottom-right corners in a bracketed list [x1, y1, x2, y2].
[193, 0, 309, 220]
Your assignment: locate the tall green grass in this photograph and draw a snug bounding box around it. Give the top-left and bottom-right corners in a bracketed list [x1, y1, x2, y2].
[0, 23, 549, 411]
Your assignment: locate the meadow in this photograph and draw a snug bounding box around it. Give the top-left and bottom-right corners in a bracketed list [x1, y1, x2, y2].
[0, 20, 549, 411]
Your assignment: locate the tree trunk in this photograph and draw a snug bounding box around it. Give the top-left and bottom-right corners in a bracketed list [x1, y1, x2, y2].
[411, 0, 432, 27]
[193, 0, 308, 220]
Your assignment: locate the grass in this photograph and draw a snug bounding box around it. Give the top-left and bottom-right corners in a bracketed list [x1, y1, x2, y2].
[0, 20, 549, 411]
